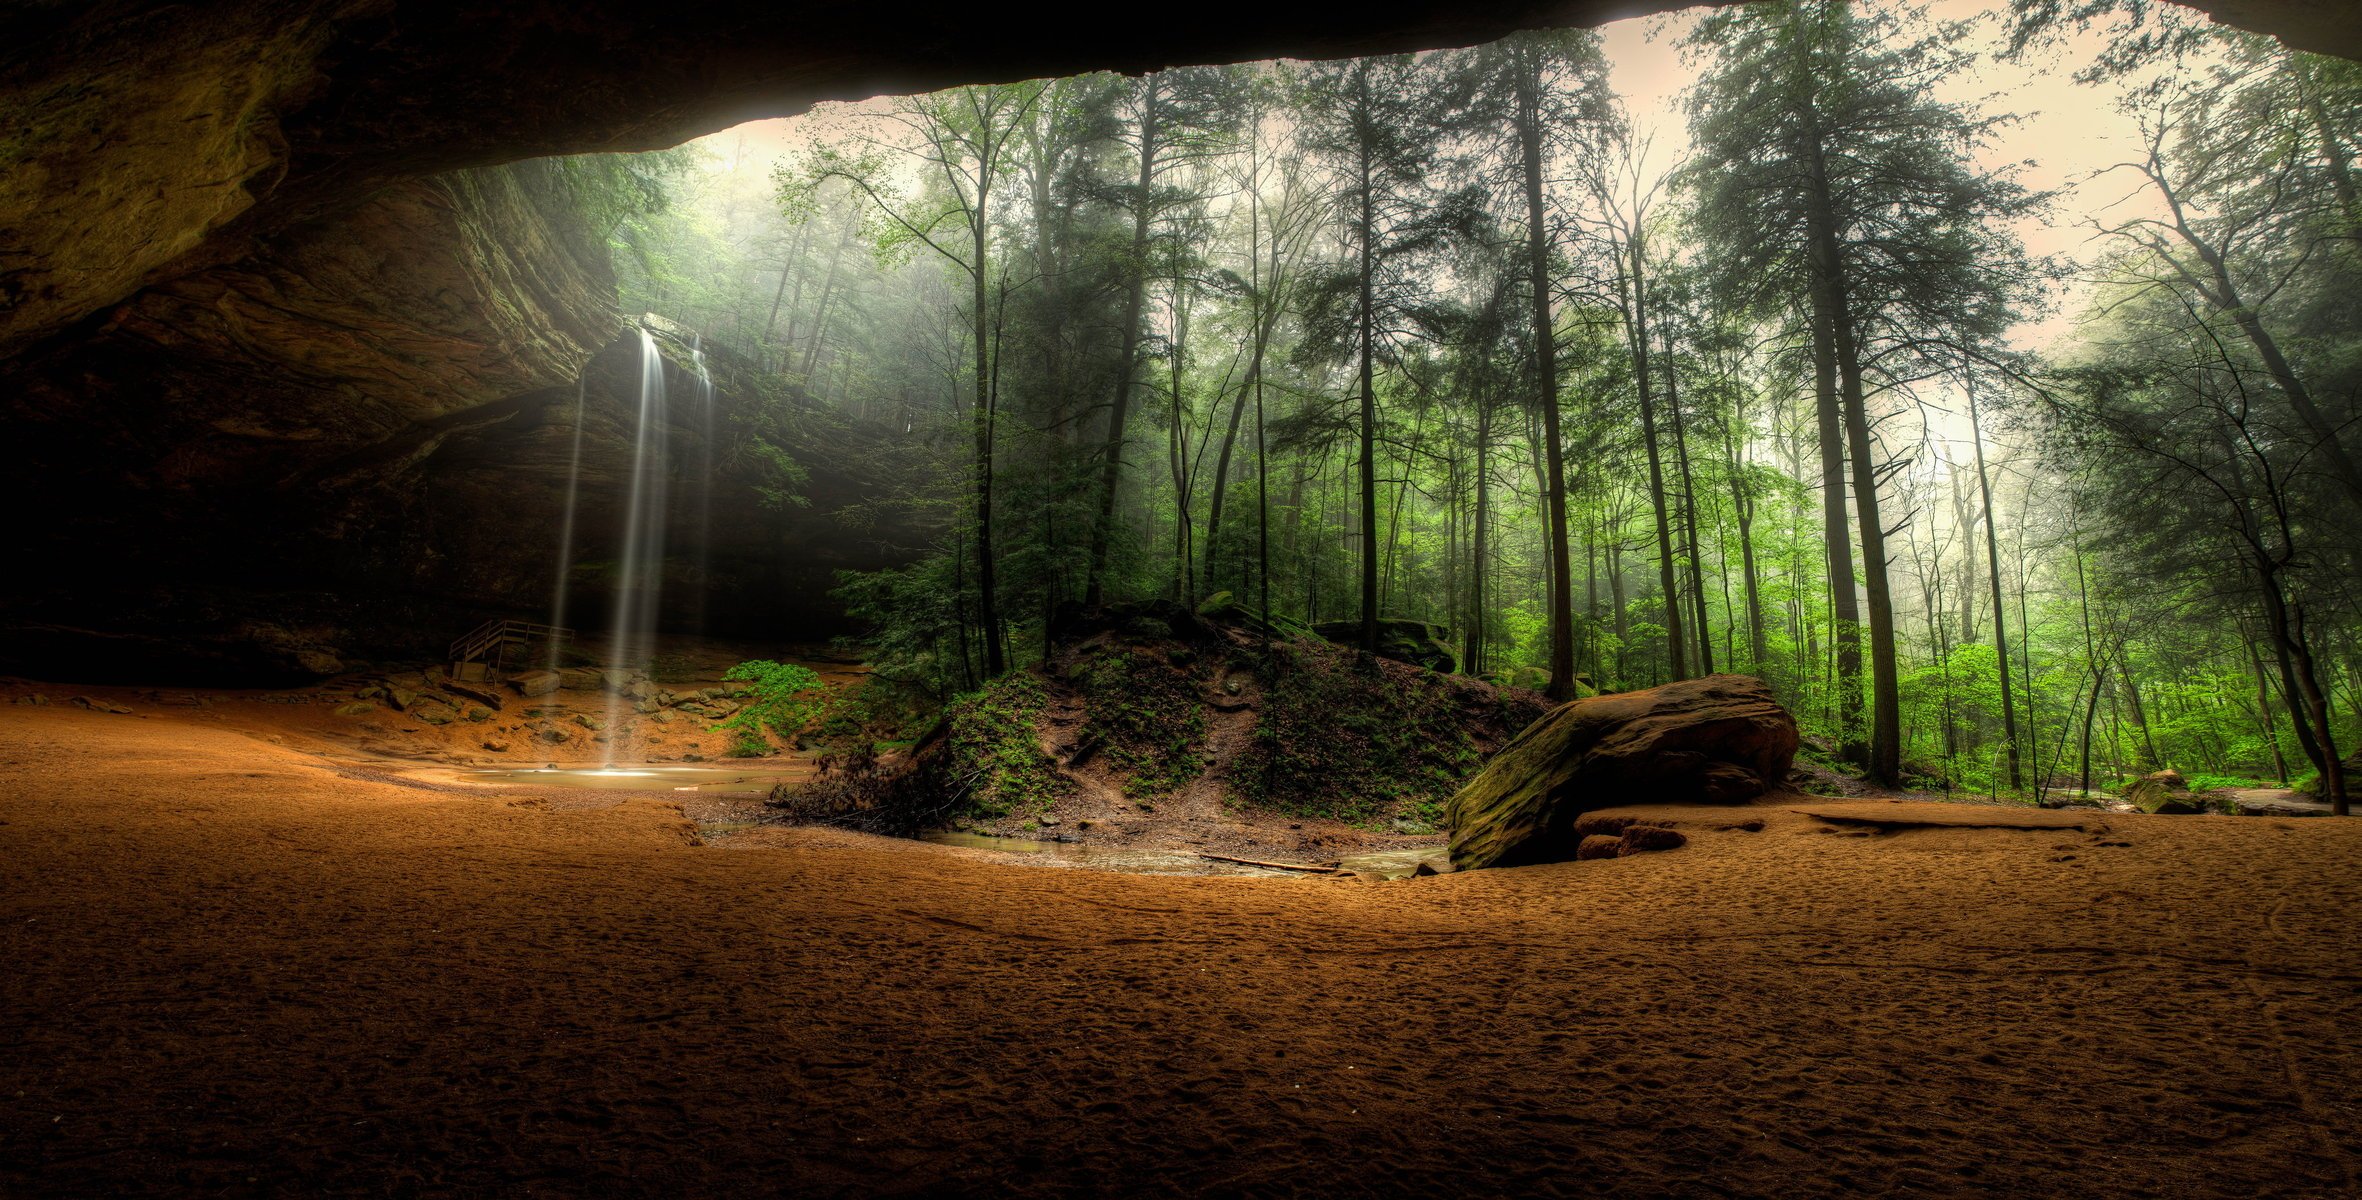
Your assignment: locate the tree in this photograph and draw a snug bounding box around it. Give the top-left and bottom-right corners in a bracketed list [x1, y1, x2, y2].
[1686, 0, 2041, 784]
[803, 82, 1050, 676]
[1294, 55, 1467, 653]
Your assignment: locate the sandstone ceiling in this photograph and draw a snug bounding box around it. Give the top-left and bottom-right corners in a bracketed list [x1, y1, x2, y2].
[0, 0, 2353, 362]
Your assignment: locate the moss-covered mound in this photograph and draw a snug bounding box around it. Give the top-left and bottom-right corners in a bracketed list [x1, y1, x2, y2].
[852, 601, 1548, 834]
[1231, 640, 1546, 826]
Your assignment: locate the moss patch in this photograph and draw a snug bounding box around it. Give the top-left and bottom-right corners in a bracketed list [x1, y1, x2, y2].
[1231, 642, 1546, 826]
[1074, 649, 1206, 797]
[939, 671, 1068, 818]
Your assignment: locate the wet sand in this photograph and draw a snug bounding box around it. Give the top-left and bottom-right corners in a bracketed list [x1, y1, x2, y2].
[4, 700, 2360, 1197]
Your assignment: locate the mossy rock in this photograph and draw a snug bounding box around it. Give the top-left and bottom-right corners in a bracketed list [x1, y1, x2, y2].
[2124, 770, 2202, 815]
[1446, 674, 1798, 871]
[1311, 618, 1457, 674]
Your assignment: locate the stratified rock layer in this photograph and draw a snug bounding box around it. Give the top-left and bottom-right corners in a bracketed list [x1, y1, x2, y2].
[1446, 674, 1799, 871]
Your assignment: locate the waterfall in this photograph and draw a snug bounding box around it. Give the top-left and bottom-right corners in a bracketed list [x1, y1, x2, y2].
[602, 329, 671, 765]
[547, 377, 588, 675]
[689, 334, 716, 634]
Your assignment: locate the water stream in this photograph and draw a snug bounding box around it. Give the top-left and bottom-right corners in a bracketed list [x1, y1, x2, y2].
[463, 765, 806, 794]
[548, 377, 589, 675]
[688, 335, 715, 635]
[602, 329, 671, 765]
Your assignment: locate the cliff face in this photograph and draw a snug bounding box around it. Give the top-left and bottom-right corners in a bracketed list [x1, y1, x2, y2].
[0, 161, 917, 683]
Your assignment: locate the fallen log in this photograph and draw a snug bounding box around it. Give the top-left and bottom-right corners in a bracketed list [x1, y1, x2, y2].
[1196, 853, 1345, 875]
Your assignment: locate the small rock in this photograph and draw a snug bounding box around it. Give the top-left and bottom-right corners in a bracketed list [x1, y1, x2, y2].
[1039, 815, 1061, 827]
[573, 713, 604, 731]
[537, 728, 569, 744]
[416, 705, 456, 726]
[1617, 825, 1687, 855]
[1575, 834, 1624, 861]
[683, 752, 707, 762]
[335, 702, 374, 716]
[386, 687, 417, 711]
[465, 707, 493, 723]
[482, 737, 512, 752]
[509, 671, 562, 698]
[649, 709, 677, 725]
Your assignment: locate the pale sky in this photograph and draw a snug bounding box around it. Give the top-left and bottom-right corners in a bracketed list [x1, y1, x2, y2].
[700, 0, 2218, 357]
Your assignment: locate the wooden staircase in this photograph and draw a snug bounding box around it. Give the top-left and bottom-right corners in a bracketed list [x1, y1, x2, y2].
[447, 619, 573, 686]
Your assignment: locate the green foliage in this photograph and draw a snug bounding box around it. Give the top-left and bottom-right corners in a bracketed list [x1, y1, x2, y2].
[1232, 642, 1537, 826]
[716, 660, 827, 757]
[1074, 650, 1207, 797]
[938, 672, 1068, 818]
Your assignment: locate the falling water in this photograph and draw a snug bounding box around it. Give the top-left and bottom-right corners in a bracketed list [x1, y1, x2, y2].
[547, 377, 589, 675]
[602, 329, 671, 765]
[689, 334, 716, 634]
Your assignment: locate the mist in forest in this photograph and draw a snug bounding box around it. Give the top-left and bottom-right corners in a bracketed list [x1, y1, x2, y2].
[562, 0, 2359, 805]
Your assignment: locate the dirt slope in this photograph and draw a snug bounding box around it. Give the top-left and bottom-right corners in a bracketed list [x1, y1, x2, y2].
[5, 699, 2361, 1197]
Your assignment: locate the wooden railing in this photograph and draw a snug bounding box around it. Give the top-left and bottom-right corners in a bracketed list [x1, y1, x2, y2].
[447, 619, 573, 685]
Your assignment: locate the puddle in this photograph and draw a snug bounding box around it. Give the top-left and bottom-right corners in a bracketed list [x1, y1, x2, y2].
[918, 831, 1445, 879]
[459, 765, 810, 795]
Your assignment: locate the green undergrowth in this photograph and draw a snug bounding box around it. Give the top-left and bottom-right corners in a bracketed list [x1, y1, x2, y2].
[938, 671, 1067, 818]
[1231, 641, 1547, 827]
[716, 659, 825, 757]
[1073, 648, 1207, 797]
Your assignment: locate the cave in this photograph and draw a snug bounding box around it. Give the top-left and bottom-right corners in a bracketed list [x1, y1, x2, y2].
[2, 0, 2353, 679]
[5, 1, 2362, 1196]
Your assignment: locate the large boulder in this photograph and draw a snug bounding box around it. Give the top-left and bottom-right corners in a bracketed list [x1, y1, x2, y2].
[2124, 769, 2205, 815]
[1312, 618, 1457, 674]
[1445, 674, 1800, 871]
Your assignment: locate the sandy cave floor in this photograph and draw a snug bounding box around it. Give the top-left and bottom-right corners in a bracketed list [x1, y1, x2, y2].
[3, 698, 2361, 1197]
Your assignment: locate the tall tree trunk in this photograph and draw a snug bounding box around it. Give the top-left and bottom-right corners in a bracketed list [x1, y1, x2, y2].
[1661, 327, 1713, 676]
[1724, 402, 1768, 673]
[1355, 86, 1380, 654]
[970, 203, 1005, 676]
[1966, 374, 2021, 789]
[2248, 637, 2292, 787]
[2156, 171, 2362, 514]
[798, 210, 856, 378]
[1085, 79, 1160, 606]
[1205, 318, 1271, 593]
[1514, 46, 1578, 700]
[1625, 234, 1688, 682]
[1465, 386, 1493, 676]
[1810, 306, 1865, 760]
[1802, 109, 1899, 785]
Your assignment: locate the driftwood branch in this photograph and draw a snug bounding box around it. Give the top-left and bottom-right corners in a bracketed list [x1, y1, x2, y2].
[1196, 852, 1346, 874]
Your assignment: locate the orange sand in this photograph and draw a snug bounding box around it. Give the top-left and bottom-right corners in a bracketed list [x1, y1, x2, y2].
[4, 699, 2360, 1197]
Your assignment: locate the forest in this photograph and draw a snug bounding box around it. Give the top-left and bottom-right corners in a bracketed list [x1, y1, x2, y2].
[576, 1, 2357, 810]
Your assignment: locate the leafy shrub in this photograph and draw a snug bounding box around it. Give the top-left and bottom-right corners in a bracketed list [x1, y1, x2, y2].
[716, 659, 826, 757]
[938, 671, 1067, 818]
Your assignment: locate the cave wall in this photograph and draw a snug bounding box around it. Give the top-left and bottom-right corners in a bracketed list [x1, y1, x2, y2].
[0, 159, 916, 682]
[2, 0, 2350, 682]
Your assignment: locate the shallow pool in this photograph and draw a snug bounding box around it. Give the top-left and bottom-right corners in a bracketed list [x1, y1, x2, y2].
[918, 831, 1444, 879]
[460, 765, 811, 795]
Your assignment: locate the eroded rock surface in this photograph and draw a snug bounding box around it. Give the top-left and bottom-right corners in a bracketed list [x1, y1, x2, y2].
[1446, 674, 1799, 871]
